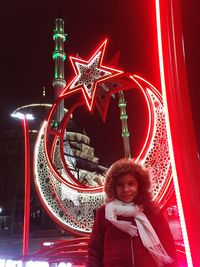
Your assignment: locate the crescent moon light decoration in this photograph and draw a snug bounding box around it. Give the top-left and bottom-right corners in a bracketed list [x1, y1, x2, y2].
[34, 39, 173, 235]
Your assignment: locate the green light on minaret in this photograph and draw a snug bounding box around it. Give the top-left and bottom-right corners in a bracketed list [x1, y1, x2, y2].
[53, 33, 67, 42]
[118, 91, 131, 159]
[52, 18, 68, 124]
[52, 120, 59, 129]
[52, 51, 66, 61]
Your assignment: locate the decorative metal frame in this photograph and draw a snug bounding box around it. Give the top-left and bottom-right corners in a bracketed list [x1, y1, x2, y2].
[34, 39, 173, 235]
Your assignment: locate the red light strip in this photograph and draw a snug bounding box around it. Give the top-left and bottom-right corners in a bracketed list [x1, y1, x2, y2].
[22, 116, 31, 256]
[61, 39, 123, 111]
[155, 0, 192, 266]
[129, 75, 152, 161]
[130, 74, 173, 206]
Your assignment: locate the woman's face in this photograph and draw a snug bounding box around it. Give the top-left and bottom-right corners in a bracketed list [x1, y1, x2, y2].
[115, 173, 138, 203]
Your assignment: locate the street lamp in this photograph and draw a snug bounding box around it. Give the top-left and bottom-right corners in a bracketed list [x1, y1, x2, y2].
[10, 111, 34, 257]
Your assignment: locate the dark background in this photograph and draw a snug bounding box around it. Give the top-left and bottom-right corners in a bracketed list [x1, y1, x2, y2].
[0, 0, 199, 242]
[0, 0, 199, 164]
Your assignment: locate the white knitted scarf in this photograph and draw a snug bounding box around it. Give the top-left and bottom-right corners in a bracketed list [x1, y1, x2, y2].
[105, 199, 174, 267]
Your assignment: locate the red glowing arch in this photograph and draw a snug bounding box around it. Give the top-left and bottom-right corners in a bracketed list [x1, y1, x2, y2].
[34, 39, 173, 235]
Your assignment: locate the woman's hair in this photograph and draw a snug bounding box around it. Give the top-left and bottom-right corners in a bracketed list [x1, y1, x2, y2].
[104, 158, 154, 209]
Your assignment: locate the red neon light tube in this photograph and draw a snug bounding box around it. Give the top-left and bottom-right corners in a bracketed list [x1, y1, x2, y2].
[22, 116, 31, 256]
[155, 0, 200, 266]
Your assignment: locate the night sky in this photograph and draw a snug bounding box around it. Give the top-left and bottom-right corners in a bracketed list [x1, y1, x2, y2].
[0, 0, 200, 164]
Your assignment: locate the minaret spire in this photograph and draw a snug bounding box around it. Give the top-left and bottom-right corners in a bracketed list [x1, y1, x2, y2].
[118, 91, 131, 159]
[52, 18, 68, 124]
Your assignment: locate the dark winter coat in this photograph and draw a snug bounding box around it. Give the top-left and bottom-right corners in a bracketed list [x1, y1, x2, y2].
[86, 205, 178, 267]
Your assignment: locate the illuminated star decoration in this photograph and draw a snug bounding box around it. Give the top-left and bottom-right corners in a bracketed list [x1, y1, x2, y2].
[61, 39, 123, 111]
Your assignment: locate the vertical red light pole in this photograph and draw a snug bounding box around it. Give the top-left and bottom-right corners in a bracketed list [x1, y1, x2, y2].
[11, 112, 33, 257]
[155, 0, 200, 266]
[22, 114, 31, 257]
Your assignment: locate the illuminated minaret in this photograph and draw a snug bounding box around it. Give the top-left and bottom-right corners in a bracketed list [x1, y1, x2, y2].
[118, 91, 131, 159]
[52, 18, 67, 124]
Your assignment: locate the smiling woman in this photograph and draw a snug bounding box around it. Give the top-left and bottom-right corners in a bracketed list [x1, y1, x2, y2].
[115, 173, 138, 203]
[86, 158, 179, 267]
